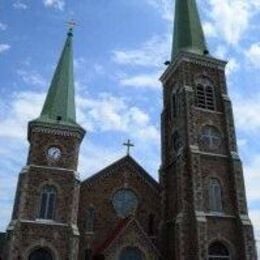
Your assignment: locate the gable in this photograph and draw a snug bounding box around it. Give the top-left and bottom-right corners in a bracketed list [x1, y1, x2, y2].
[81, 155, 160, 192]
[93, 217, 161, 259]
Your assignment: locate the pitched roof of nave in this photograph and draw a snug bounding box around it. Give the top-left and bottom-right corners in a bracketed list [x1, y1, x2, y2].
[93, 216, 161, 257]
[81, 155, 160, 192]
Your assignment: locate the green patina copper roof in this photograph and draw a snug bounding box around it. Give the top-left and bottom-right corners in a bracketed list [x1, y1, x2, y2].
[35, 29, 78, 127]
[172, 0, 208, 58]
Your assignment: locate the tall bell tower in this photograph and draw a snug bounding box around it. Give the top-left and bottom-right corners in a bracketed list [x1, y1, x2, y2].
[160, 0, 257, 259]
[4, 28, 85, 260]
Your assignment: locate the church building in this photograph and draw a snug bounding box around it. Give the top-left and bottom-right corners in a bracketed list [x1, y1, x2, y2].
[2, 0, 258, 259]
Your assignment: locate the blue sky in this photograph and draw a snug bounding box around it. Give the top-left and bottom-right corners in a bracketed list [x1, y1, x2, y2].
[0, 0, 260, 252]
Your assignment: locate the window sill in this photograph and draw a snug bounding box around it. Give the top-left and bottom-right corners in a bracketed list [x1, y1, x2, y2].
[205, 212, 235, 218]
[193, 106, 223, 115]
[36, 218, 55, 222]
[85, 231, 95, 235]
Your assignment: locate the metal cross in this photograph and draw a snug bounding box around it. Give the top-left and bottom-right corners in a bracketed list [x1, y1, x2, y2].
[123, 139, 134, 155]
[67, 19, 77, 30]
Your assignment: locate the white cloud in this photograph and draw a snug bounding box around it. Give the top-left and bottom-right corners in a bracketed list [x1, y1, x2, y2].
[0, 90, 159, 144]
[226, 58, 240, 75]
[233, 94, 260, 133]
[0, 91, 44, 139]
[0, 22, 7, 31]
[206, 0, 259, 45]
[119, 73, 161, 90]
[246, 42, 260, 68]
[77, 93, 160, 142]
[249, 210, 260, 256]
[244, 155, 260, 202]
[0, 44, 10, 53]
[13, 1, 28, 10]
[17, 70, 47, 87]
[144, 0, 172, 21]
[112, 35, 170, 68]
[203, 22, 217, 38]
[43, 0, 65, 11]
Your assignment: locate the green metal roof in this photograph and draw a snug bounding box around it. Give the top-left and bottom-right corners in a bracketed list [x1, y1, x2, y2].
[172, 0, 208, 58]
[35, 29, 78, 127]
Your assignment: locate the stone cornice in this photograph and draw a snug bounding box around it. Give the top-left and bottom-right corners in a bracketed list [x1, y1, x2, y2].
[160, 51, 227, 84]
[28, 120, 86, 142]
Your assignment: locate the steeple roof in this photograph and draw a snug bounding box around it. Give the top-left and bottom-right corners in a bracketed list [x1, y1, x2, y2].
[172, 0, 208, 59]
[35, 28, 78, 127]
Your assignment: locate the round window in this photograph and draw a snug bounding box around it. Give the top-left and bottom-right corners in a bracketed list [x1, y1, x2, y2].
[200, 126, 221, 150]
[112, 189, 138, 218]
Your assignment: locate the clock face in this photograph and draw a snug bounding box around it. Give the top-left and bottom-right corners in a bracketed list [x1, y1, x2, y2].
[47, 146, 61, 161]
[112, 189, 138, 218]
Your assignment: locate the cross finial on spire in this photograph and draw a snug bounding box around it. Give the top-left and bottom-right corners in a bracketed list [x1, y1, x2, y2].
[67, 19, 77, 36]
[123, 139, 134, 156]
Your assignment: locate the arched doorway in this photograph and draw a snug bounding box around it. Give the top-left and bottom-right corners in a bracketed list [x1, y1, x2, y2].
[119, 247, 144, 260]
[29, 248, 53, 260]
[208, 242, 230, 259]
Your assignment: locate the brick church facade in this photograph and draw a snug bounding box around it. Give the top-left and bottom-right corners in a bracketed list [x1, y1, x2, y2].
[2, 0, 258, 259]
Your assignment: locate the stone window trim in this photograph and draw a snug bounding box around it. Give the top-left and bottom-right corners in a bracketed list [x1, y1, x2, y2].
[207, 239, 234, 260]
[38, 185, 57, 220]
[148, 213, 155, 236]
[171, 130, 183, 155]
[170, 85, 181, 119]
[208, 178, 224, 213]
[110, 186, 140, 206]
[85, 205, 96, 233]
[111, 188, 139, 218]
[199, 124, 223, 151]
[194, 76, 216, 111]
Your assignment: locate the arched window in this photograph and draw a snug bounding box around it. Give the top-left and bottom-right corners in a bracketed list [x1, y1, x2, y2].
[200, 126, 222, 150]
[119, 247, 144, 260]
[208, 242, 230, 259]
[29, 248, 53, 260]
[172, 131, 183, 153]
[84, 249, 92, 260]
[148, 213, 155, 235]
[39, 185, 56, 220]
[195, 78, 216, 110]
[209, 179, 223, 212]
[171, 93, 177, 118]
[85, 207, 95, 232]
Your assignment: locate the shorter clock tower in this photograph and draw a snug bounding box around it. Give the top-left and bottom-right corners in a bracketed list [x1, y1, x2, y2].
[4, 28, 85, 260]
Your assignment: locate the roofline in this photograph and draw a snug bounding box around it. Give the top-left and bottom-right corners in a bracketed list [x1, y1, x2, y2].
[82, 155, 160, 190]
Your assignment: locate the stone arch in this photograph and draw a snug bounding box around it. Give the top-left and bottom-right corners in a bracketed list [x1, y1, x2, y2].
[24, 240, 60, 260]
[207, 238, 235, 259]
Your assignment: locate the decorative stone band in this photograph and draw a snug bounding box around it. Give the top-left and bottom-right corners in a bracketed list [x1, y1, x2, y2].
[27, 164, 81, 179]
[160, 51, 227, 84]
[28, 120, 86, 142]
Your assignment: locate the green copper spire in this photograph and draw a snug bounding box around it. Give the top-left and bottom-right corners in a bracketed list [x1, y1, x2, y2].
[172, 0, 208, 59]
[37, 28, 77, 126]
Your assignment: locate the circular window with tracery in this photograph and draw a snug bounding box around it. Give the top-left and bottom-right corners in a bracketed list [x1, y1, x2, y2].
[200, 126, 222, 150]
[112, 189, 138, 218]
